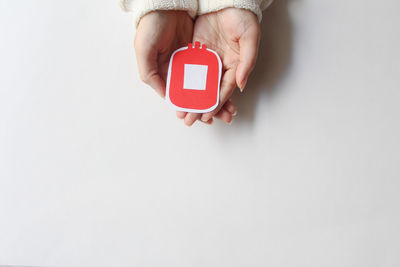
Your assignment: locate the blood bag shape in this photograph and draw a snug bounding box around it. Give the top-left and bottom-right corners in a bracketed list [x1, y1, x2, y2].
[166, 42, 222, 113]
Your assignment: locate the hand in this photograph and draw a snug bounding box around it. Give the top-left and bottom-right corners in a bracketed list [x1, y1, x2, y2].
[135, 10, 236, 126]
[181, 8, 261, 126]
[135, 11, 193, 97]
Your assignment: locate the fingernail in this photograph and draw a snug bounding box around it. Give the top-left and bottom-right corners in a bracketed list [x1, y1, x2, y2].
[184, 119, 193, 127]
[201, 117, 209, 122]
[232, 110, 237, 116]
[240, 77, 248, 92]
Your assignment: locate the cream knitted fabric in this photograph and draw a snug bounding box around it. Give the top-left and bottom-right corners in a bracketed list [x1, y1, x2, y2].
[120, 0, 273, 26]
[198, 0, 273, 22]
[120, 0, 198, 26]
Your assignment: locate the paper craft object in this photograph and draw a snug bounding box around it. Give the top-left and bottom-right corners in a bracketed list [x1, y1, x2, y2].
[166, 42, 222, 113]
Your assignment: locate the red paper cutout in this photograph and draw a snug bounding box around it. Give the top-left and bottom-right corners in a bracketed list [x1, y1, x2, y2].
[166, 42, 222, 113]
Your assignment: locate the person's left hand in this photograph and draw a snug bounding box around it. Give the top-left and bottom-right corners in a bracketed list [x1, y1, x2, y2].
[180, 8, 261, 126]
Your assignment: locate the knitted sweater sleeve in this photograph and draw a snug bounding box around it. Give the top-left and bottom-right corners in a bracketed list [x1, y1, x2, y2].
[120, 0, 198, 26]
[198, 0, 273, 22]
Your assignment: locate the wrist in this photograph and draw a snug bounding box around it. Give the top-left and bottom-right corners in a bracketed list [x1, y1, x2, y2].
[197, 0, 273, 22]
[121, 0, 198, 27]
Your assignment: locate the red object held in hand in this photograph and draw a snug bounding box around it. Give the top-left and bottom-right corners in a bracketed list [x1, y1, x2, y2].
[166, 42, 222, 113]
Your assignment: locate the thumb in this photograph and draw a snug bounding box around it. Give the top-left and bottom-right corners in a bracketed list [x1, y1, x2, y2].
[135, 41, 166, 98]
[236, 28, 260, 92]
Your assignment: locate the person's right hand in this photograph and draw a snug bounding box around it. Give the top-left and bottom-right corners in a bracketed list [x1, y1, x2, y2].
[135, 10, 193, 98]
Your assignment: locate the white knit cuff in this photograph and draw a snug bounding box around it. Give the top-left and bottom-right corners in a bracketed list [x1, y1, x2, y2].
[198, 0, 273, 22]
[121, 0, 198, 27]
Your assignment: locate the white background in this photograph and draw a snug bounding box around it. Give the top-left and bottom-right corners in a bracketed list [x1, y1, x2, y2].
[1, 0, 400, 266]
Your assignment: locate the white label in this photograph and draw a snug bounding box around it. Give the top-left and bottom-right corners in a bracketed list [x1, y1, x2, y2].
[183, 64, 208, 90]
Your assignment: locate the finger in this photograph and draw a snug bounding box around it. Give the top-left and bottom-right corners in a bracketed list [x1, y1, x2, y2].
[223, 100, 237, 116]
[236, 27, 261, 91]
[201, 118, 214, 125]
[178, 100, 235, 124]
[184, 113, 201, 127]
[214, 109, 233, 124]
[201, 68, 237, 122]
[176, 111, 187, 119]
[134, 40, 166, 98]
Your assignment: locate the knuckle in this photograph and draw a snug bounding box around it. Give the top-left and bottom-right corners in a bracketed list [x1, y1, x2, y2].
[139, 72, 150, 83]
[139, 71, 156, 84]
[226, 80, 237, 90]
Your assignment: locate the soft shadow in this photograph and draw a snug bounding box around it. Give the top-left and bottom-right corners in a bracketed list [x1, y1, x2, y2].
[231, 0, 293, 127]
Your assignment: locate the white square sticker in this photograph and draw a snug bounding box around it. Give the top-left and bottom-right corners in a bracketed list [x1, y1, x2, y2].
[183, 64, 208, 90]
